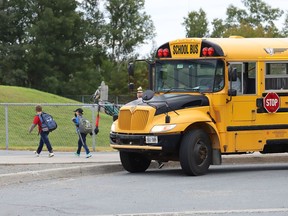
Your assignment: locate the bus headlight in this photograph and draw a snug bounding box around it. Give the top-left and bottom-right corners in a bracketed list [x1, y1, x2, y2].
[110, 122, 116, 132]
[150, 124, 176, 133]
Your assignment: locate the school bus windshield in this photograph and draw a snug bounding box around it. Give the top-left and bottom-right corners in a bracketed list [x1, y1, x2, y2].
[155, 59, 224, 93]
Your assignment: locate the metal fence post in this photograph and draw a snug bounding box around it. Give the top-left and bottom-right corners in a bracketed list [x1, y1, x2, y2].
[5, 105, 9, 150]
[91, 105, 96, 151]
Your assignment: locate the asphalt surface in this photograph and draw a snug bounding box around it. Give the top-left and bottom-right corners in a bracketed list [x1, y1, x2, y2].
[0, 150, 288, 186]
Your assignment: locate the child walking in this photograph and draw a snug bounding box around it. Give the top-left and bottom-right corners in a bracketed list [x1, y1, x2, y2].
[72, 108, 92, 158]
[29, 105, 54, 157]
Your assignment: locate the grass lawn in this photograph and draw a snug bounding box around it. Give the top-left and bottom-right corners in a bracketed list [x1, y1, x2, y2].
[0, 85, 115, 151]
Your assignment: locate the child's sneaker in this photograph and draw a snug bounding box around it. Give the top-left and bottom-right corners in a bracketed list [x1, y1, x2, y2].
[34, 151, 39, 157]
[74, 152, 80, 157]
[49, 152, 54, 157]
[86, 153, 92, 158]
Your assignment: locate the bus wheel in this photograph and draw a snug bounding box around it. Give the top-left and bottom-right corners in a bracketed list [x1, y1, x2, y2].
[120, 151, 151, 173]
[179, 129, 212, 176]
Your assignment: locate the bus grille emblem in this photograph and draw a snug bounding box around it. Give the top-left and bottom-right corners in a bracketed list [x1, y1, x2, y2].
[264, 48, 288, 55]
[129, 106, 136, 114]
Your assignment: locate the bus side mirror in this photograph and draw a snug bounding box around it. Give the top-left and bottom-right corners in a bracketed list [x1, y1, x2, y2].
[142, 90, 155, 101]
[128, 63, 134, 76]
[228, 67, 237, 82]
[113, 115, 118, 121]
[228, 89, 237, 96]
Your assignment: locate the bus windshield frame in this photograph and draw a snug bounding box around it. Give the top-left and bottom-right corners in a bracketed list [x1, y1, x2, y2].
[154, 59, 225, 93]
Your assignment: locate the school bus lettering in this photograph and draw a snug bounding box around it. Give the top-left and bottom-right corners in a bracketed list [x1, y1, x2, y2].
[173, 44, 199, 55]
[112, 37, 288, 176]
[190, 44, 198, 54]
[173, 44, 189, 55]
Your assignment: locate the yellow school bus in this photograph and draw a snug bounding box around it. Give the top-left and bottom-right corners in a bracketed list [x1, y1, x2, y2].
[110, 37, 288, 176]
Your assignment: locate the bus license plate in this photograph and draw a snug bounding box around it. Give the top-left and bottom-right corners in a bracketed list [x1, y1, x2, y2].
[146, 136, 158, 144]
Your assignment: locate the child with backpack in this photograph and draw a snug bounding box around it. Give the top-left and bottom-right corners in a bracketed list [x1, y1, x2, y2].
[72, 108, 92, 158]
[28, 105, 55, 157]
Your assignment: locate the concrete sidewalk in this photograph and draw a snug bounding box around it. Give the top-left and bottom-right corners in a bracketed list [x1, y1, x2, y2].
[0, 150, 288, 186]
[0, 150, 123, 186]
[0, 150, 121, 165]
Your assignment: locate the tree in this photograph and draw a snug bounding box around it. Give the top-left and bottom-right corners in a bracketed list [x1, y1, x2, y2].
[281, 13, 288, 37]
[26, 0, 89, 95]
[0, 0, 157, 100]
[210, 18, 225, 37]
[79, 0, 106, 65]
[212, 0, 284, 37]
[182, 8, 209, 38]
[104, 0, 155, 61]
[0, 0, 32, 86]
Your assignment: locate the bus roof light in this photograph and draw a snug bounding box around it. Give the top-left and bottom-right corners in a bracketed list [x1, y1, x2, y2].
[208, 47, 214, 56]
[157, 49, 163, 58]
[202, 47, 208, 56]
[163, 48, 169, 57]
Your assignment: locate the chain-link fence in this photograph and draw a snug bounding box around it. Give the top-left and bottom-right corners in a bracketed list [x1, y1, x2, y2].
[0, 103, 113, 152]
[63, 94, 135, 104]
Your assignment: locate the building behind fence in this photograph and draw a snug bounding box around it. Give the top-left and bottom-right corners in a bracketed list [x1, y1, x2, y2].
[0, 103, 112, 151]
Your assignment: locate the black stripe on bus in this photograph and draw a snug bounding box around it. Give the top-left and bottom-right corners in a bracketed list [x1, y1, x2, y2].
[266, 139, 288, 145]
[257, 108, 288, 113]
[227, 124, 288, 131]
[262, 92, 288, 97]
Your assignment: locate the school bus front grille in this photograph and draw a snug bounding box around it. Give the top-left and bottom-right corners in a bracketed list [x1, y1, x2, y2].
[119, 110, 149, 130]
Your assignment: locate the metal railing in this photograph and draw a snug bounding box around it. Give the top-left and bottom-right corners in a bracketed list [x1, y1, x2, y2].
[0, 103, 112, 151]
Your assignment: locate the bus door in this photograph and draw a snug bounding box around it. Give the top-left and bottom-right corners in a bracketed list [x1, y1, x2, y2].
[227, 62, 260, 151]
[229, 62, 257, 121]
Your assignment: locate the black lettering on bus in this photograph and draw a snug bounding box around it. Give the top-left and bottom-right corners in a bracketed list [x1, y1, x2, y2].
[173, 45, 189, 54]
[189, 44, 198, 54]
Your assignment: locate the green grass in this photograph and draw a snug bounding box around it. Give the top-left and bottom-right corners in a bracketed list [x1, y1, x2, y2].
[0, 85, 115, 152]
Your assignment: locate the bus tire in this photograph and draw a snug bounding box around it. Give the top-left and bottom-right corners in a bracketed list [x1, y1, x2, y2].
[179, 129, 212, 176]
[120, 151, 151, 173]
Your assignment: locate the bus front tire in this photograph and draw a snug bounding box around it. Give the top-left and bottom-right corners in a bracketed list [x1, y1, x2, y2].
[120, 151, 151, 173]
[179, 129, 212, 176]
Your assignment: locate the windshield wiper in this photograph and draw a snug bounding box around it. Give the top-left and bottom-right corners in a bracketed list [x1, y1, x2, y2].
[162, 87, 187, 94]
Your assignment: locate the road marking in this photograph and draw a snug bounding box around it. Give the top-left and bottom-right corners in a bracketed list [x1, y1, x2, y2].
[100, 208, 288, 216]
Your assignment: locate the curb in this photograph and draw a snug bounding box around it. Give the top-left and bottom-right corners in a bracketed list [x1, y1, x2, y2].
[1, 153, 288, 187]
[0, 163, 123, 187]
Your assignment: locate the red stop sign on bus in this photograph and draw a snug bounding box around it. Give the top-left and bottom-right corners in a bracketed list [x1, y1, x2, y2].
[263, 92, 280, 113]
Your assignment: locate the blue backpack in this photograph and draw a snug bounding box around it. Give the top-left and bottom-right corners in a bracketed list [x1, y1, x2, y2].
[39, 112, 57, 132]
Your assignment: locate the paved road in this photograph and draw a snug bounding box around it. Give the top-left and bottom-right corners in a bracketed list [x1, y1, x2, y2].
[1, 163, 288, 216]
[1, 150, 288, 186]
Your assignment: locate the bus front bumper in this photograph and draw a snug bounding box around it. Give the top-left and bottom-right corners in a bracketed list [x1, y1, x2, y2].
[110, 132, 182, 153]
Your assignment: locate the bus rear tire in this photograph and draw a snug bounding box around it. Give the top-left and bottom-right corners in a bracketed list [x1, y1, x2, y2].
[179, 129, 212, 176]
[120, 151, 151, 173]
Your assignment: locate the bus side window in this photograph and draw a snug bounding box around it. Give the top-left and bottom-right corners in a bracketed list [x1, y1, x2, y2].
[244, 62, 256, 94]
[228, 63, 242, 94]
[265, 63, 288, 90]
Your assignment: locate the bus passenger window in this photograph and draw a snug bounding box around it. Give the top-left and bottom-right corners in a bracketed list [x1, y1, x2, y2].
[265, 63, 288, 90]
[244, 62, 256, 94]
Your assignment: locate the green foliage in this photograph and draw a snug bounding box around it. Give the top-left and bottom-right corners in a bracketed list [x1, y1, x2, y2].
[104, 0, 155, 61]
[211, 0, 285, 37]
[181, 0, 287, 38]
[210, 18, 225, 38]
[282, 14, 288, 37]
[129, 61, 149, 92]
[26, 0, 90, 95]
[182, 8, 209, 38]
[0, 0, 32, 86]
[0, 0, 155, 100]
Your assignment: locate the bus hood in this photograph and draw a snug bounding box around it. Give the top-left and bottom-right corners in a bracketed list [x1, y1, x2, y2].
[127, 94, 209, 115]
